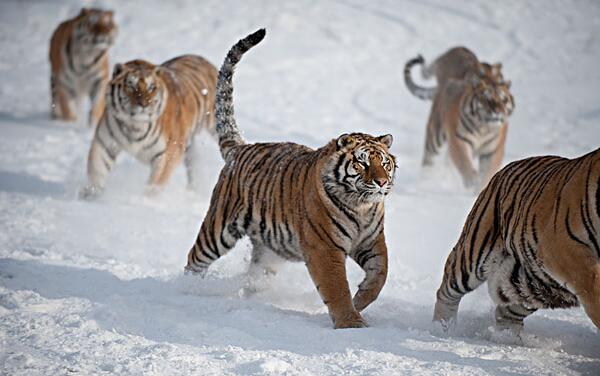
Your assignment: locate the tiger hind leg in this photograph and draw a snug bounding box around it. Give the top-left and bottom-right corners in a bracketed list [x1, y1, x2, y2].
[243, 241, 286, 295]
[434, 248, 488, 329]
[185, 210, 242, 276]
[494, 304, 537, 333]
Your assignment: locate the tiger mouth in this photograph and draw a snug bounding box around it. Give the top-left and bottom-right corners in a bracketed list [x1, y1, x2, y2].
[485, 114, 505, 126]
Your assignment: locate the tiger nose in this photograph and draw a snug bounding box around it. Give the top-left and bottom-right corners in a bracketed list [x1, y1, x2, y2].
[374, 177, 388, 187]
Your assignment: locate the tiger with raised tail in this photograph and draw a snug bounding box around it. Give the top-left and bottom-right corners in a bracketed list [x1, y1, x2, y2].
[434, 148, 600, 333]
[80, 55, 217, 198]
[404, 46, 505, 101]
[404, 47, 514, 191]
[185, 29, 397, 329]
[49, 8, 117, 127]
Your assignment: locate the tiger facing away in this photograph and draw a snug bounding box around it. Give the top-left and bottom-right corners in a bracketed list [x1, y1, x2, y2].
[49, 8, 117, 127]
[434, 148, 600, 333]
[80, 55, 217, 198]
[185, 29, 397, 329]
[404, 48, 515, 191]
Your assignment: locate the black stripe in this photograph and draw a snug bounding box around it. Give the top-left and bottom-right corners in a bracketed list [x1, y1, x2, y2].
[96, 136, 116, 161]
[455, 132, 474, 149]
[323, 186, 360, 230]
[306, 216, 346, 253]
[565, 208, 588, 247]
[66, 36, 75, 73]
[150, 150, 165, 164]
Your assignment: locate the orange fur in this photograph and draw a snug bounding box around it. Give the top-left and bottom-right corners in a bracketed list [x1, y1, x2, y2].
[434, 148, 600, 332]
[49, 8, 117, 127]
[81, 55, 217, 198]
[186, 133, 396, 329]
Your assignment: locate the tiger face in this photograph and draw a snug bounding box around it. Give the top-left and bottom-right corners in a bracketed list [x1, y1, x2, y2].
[326, 133, 396, 204]
[109, 61, 166, 122]
[470, 78, 514, 127]
[76, 8, 117, 51]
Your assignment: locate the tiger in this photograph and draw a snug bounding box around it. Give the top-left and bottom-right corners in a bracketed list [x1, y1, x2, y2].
[49, 8, 117, 128]
[434, 148, 600, 333]
[404, 49, 515, 191]
[80, 55, 218, 198]
[184, 29, 397, 329]
[404, 46, 505, 101]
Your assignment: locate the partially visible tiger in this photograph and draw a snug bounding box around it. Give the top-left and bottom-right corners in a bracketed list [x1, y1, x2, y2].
[404, 46, 505, 101]
[49, 8, 117, 128]
[404, 48, 515, 190]
[434, 148, 600, 332]
[80, 55, 217, 198]
[184, 29, 397, 329]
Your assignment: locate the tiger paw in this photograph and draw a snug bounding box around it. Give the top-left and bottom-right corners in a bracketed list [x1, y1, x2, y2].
[333, 311, 368, 329]
[79, 185, 102, 200]
[184, 264, 207, 278]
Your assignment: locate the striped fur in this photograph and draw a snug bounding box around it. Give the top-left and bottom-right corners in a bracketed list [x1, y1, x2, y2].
[422, 77, 514, 190]
[404, 46, 505, 101]
[81, 55, 217, 198]
[404, 47, 514, 191]
[49, 8, 117, 127]
[185, 29, 397, 329]
[434, 148, 600, 332]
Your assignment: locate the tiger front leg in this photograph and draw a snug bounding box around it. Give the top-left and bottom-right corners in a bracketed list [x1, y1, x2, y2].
[304, 246, 366, 329]
[51, 75, 77, 121]
[351, 231, 388, 312]
[448, 135, 478, 190]
[147, 147, 184, 195]
[478, 124, 507, 189]
[88, 76, 107, 128]
[80, 118, 121, 199]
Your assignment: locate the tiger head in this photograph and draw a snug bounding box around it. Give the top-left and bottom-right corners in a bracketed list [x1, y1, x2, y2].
[480, 62, 504, 85]
[324, 133, 396, 205]
[109, 60, 166, 122]
[468, 75, 515, 127]
[75, 8, 117, 51]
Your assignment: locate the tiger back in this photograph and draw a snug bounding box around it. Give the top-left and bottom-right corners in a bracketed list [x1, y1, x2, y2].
[404, 46, 505, 101]
[184, 29, 397, 329]
[434, 148, 600, 332]
[49, 8, 117, 127]
[81, 55, 217, 198]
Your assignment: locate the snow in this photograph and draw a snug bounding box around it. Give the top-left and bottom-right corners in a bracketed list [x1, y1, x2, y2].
[1, 0, 599, 374]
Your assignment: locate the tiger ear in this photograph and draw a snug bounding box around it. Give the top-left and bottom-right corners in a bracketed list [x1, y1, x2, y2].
[492, 62, 503, 74]
[336, 134, 354, 150]
[80, 7, 90, 16]
[377, 134, 393, 148]
[112, 63, 124, 78]
[504, 80, 512, 89]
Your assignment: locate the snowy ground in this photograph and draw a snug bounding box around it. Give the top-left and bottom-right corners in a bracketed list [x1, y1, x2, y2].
[1, 0, 599, 374]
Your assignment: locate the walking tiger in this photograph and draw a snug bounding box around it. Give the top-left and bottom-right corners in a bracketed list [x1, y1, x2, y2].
[185, 29, 397, 329]
[81, 55, 217, 198]
[49, 8, 117, 127]
[404, 47, 514, 191]
[434, 148, 600, 332]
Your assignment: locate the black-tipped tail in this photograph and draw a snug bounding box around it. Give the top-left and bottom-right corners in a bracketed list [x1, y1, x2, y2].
[404, 55, 436, 101]
[215, 29, 267, 160]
